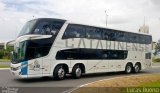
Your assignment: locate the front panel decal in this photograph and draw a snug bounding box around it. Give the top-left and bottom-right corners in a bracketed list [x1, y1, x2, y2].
[21, 61, 28, 75]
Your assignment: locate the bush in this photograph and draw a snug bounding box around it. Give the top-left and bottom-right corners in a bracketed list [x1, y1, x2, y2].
[0, 50, 4, 59]
[153, 58, 160, 62]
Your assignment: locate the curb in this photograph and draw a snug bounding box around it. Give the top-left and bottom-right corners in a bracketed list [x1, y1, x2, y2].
[0, 68, 10, 70]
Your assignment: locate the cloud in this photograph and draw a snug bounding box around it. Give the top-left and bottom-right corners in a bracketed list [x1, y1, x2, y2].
[1, 0, 60, 16]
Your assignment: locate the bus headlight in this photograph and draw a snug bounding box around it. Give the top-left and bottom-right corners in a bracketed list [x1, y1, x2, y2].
[16, 66, 21, 70]
[11, 66, 21, 71]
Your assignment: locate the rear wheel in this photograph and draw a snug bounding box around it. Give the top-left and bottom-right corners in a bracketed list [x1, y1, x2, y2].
[125, 63, 133, 74]
[53, 65, 66, 80]
[72, 65, 82, 79]
[133, 63, 140, 73]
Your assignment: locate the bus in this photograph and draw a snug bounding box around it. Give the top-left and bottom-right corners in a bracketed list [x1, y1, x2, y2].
[10, 18, 152, 80]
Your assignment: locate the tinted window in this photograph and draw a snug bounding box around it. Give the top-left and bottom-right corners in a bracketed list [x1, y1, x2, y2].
[56, 48, 128, 60]
[62, 24, 85, 39]
[116, 31, 125, 41]
[146, 36, 152, 44]
[33, 21, 51, 35]
[33, 21, 63, 35]
[86, 27, 102, 39]
[103, 29, 116, 41]
[25, 39, 52, 60]
[62, 24, 152, 44]
[145, 53, 151, 59]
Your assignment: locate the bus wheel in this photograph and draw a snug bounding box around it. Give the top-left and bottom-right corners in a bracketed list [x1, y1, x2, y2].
[72, 65, 82, 79]
[133, 63, 140, 73]
[125, 63, 133, 74]
[53, 65, 66, 80]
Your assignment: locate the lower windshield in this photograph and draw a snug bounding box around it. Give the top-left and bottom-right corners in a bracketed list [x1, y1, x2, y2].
[12, 41, 27, 64]
[11, 38, 52, 64]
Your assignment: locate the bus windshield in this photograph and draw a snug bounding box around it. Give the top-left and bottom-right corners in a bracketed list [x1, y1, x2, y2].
[12, 18, 65, 63]
[18, 20, 37, 37]
[12, 41, 27, 64]
[18, 18, 65, 37]
[11, 38, 53, 64]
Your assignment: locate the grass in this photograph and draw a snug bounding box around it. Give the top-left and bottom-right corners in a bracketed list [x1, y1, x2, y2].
[0, 65, 10, 68]
[0, 59, 10, 62]
[140, 81, 160, 87]
[152, 56, 160, 63]
[72, 74, 160, 93]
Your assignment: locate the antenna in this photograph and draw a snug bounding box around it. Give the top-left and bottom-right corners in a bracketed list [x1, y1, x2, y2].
[105, 10, 108, 27]
[32, 15, 35, 19]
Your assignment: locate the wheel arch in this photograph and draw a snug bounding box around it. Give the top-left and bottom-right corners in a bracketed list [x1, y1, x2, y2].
[54, 64, 69, 74]
[126, 62, 133, 67]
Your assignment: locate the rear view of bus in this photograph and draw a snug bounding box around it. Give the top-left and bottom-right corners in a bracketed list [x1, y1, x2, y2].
[10, 18, 65, 78]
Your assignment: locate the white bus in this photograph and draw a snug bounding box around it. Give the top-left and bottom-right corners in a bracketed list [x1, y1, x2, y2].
[10, 18, 152, 80]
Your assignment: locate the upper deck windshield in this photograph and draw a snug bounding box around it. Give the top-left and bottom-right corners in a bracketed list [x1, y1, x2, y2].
[18, 20, 37, 37]
[18, 18, 65, 37]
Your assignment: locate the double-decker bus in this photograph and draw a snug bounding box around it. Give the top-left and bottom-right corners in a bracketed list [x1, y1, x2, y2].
[10, 18, 152, 80]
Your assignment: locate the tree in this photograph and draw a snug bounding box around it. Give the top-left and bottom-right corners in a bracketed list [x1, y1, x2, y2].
[0, 50, 4, 59]
[0, 46, 13, 59]
[154, 40, 160, 56]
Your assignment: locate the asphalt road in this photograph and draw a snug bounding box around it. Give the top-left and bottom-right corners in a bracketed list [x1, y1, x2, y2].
[0, 67, 160, 93]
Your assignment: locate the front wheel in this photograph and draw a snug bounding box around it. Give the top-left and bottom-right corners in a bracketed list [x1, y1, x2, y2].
[125, 63, 133, 74]
[53, 65, 66, 80]
[72, 65, 82, 79]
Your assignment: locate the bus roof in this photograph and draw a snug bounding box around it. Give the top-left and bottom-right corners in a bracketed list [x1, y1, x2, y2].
[31, 18, 66, 22]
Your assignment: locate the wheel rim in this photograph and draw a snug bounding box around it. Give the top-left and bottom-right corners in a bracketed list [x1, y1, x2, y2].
[76, 68, 81, 77]
[135, 65, 139, 72]
[58, 68, 65, 79]
[126, 65, 131, 73]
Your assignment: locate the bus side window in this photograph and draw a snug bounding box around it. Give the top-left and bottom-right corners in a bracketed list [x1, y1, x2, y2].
[62, 24, 85, 39]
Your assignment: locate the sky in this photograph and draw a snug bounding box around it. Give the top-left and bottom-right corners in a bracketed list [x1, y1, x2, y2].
[0, 0, 160, 42]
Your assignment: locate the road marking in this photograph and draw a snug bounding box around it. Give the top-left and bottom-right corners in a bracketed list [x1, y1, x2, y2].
[66, 73, 159, 93]
[0, 68, 9, 70]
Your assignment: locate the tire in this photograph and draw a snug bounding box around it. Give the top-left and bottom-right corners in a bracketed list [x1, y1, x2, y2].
[72, 65, 82, 79]
[125, 63, 133, 74]
[53, 65, 66, 80]
[133, 63, 140, 73]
